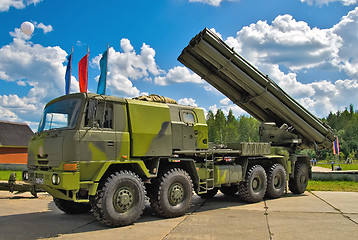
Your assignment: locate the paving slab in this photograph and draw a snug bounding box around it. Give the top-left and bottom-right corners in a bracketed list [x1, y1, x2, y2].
[0, 192, 52, 217]
[346, 214, 358, 224]
[265, 192, 336, 213]
[196, 193, 266, 212]
[1, 190, 358, 240]
[163, 209, 269, 240]
[312, 191, 358, 214]
[268, 211, 358, 240]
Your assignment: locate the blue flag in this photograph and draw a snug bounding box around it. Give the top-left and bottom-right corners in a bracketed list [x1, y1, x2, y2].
[65, 53, 72, 95]
[97, 49, 108, 95]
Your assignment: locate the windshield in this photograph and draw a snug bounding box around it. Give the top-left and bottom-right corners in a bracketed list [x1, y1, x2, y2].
[38, 98, 82, 132]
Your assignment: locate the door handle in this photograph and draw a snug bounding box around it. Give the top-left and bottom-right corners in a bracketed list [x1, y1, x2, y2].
[108, 141, 114, 146]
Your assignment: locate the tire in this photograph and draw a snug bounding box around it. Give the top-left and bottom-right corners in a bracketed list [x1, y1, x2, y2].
[90, 170, 146, 227]
[266, 164, 286, 199]
[238, 165, 267, 203]
[53, 198, 91, 214]
[220, 185, 239, 197]
[289, 162, 309, 194]
[149, 168, 193, 218]
[196, 187, 218, 199]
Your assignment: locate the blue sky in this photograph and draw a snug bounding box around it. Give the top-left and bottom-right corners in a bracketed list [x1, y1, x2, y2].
[1, 0, 358, 130]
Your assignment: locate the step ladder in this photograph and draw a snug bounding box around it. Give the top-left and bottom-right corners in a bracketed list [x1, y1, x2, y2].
[198, 153, 215, 194]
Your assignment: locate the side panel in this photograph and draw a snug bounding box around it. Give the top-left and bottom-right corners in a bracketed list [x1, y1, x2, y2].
[193, 108, 208, 149]
[214, 165, 243, 185]
[127, 99, 172, 157]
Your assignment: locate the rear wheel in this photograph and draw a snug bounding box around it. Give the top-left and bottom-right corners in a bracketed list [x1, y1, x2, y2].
[149, 168, 193, 218]
[289, 162, 309, 194]
[266, 164, 286, 199]
[53, 198, 91, 214]
[220, 185, 239, 197]
[90, 170, 146, 227]
[238, 165, 267, 203]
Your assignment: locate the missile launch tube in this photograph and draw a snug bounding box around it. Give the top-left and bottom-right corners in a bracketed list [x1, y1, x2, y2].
[178, 28, 335, 150]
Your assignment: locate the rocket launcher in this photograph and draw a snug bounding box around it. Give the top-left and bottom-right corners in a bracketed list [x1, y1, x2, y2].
[178, 28, 335, 150]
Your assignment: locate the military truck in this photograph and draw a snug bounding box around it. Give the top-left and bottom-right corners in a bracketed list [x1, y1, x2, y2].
[23, 28, 336, 227]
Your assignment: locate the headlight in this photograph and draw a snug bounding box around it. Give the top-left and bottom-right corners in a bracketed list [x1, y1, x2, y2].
[51, 174, 61, 185]
[22, 171, 29, 181]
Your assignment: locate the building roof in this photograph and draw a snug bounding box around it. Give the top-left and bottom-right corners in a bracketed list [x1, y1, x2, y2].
[0, 121, 34, 147]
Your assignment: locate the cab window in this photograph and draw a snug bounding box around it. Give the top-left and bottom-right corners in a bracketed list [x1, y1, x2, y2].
[85, 100, 113, 129]
[181, 111, 196, 124]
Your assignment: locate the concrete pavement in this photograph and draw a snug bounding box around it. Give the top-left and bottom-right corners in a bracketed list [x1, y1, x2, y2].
[0, 190, 357, 240]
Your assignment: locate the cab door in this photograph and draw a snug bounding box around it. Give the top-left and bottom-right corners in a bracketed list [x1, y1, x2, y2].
[79, 99, 117, 161]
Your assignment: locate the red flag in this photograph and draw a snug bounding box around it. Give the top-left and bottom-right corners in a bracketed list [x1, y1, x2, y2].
[78, 50, 89, 93]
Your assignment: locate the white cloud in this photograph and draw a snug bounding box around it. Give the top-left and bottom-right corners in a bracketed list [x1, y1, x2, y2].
[0, 0, 43, 12]
[35, 22, 53, 34]
[178, 98, 198, 106]
[225, 14, 342, 71]
[300, 0, 358, 6]
[209, 10, 358, 118]
[216, 98, 248, 116]
[189, 0, 236, 7]
[332, 8, 358, 78]
[219, 97, 231, 106]
[209, 104, 218, 114]
[0, 27, 70, 127]
[92, 39, 163, 97]
[154, 66, 203, 86]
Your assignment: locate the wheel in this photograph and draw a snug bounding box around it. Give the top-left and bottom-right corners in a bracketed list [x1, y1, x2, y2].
[53, 198, 91, 214]
[90, 170, 146, 227]
[289, 162, 309, 194]
[266, 164, 286, 199]
[220, 185, 239, 197]
[149, 168, 193, 218]
[238, 165, 267, 203]
[196, 187, 218, 199]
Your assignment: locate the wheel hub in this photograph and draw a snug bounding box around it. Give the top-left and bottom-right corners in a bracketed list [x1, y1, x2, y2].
[252, 178, 260, 191]
[169, 183, 184, 206]
[300, 174, 307, 184]
[113, 187, 134, 213]
[274, 176, 280, 187]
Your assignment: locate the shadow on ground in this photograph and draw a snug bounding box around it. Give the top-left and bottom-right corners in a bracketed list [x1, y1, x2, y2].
[0, 192, 306, 240]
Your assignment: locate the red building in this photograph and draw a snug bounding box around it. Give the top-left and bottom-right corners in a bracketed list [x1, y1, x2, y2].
[0, 121, 34, 164]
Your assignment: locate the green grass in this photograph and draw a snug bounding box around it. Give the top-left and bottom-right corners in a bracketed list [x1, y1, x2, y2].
[0, 171, 23, 181]
[307, 180, 358, 192]
[317, 163, 358, 170]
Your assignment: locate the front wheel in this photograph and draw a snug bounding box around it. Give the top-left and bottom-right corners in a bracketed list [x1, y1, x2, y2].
[289, 162, 309, 194]
[53, 198, 91, 214]
[238, 165, 267, 203]
[149, 168, 193, 218]
[90, 170, 146, 227]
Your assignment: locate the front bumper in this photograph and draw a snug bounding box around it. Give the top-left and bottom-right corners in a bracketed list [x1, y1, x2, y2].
[24, 169, 86, 201]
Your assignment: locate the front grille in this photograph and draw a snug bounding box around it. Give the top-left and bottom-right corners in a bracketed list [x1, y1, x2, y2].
[38, 160, 49, 165]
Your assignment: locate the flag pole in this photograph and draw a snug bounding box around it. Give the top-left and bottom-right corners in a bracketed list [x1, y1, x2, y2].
[105, 42, 109, 95]
[65, 46, 73, 95]
[70, 46, 73, 92]
[86, 45, 89, 93]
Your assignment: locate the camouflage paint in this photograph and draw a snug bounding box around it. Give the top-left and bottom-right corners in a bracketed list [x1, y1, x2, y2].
[192, 108, 208, 149]
[127, 99, 172, 157]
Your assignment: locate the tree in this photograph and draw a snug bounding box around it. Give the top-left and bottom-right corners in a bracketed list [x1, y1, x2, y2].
[214, 109, 226, 144]
[237, 115, 259, 142]
[225, 109, 238, 143]
[206, 110, 216, 143]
